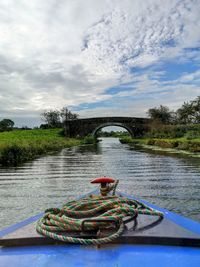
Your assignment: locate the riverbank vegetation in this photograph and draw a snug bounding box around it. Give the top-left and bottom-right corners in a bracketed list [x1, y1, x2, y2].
[0, 107, 99, 166]
[82, 135, 98, 144]
[120, 137, 200, 153]
[0, 129, 82, 166]
[120, 128, 200, 153]
[97, 130, 128, 138]
[120, 96, 200, 153]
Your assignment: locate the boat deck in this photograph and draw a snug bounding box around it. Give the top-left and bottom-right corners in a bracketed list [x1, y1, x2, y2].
[1, 192, 200, 267]
[1, 203, 200, 247]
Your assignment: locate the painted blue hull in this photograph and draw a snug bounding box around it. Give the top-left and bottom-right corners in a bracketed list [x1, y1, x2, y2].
[1, 192, 200, 267]
[1, 244, 200, 267]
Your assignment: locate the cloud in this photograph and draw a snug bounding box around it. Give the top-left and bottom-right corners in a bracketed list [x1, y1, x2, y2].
[81, 0, 200, 71]
[0, 0, 200, 126]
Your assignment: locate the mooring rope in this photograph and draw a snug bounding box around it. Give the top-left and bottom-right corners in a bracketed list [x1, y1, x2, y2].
[36, 195, 164, 245]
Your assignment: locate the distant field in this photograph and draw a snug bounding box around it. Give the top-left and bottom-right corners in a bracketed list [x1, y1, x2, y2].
[0, 129, 81, 166]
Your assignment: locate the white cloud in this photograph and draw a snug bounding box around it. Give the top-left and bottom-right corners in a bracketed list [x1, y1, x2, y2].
[179, 70, 200, 83]
[81, 0, 200, 72]
[0, 0, 200, 126]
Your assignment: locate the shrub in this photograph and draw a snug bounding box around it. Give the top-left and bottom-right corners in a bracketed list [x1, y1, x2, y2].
[146, 139, 155, 145]
[146, 124, 200, 139]
[0, 145, 27, 165]
[119, 136, 133, 143]
[185, 130, 200, 140]
[177, 141, 200, 152]
[82, 135, 97, 144]
[153, 140, 175, 148]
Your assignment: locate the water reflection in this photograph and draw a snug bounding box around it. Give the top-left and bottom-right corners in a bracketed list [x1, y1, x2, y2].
[0, 137, 200, 229]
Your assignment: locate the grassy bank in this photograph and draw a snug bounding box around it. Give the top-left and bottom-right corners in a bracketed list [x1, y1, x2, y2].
[0, 129, 82, 166]
[120, 123, 200, 153]
[120, 136, 200, 153]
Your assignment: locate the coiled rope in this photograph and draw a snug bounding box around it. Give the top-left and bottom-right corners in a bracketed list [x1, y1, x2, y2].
[36, 195, 164, 245]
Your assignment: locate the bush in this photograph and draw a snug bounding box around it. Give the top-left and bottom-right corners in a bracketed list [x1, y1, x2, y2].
[119, 136, 133, 143]
[177, 141, 200, 152]
[146, 124, 200, 139]
[185, 130, 200, 140]
[145, 139, 200, 152]
[153, 140, 178, 148]
[82, 135, 97, 144]
[0, 145, 24, 165]
[146, 139, 155, 145]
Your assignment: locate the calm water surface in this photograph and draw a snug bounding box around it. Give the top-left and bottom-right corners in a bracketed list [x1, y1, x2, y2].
[0, 138, 200, 229]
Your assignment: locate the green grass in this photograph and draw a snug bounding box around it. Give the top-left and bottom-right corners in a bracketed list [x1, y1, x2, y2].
[0, 129, 81, 166]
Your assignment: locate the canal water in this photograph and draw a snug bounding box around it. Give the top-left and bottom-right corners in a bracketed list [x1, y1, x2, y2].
[0, 137, 200, 230]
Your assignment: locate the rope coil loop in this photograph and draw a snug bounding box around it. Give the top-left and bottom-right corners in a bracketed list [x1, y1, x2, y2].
[36, 195, 164, 245]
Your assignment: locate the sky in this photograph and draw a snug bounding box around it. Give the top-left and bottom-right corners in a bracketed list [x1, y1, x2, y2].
[0, 0, 200, 127]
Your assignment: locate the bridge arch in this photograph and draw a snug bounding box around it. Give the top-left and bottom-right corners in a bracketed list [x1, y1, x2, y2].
[64, 117, 150, 138]
[91, 122, 133, 137]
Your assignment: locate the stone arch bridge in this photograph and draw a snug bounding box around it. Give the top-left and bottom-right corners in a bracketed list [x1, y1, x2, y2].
[64, 117, 150, 138]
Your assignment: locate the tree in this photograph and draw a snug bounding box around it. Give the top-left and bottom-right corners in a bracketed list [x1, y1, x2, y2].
[176, 102, 193, 124]
[0, 119, 14, 131]
[192, 96, 200, 123]
[60, 107, 79, 122]
[41, 110, 62, 128]
[41, 107, 79, 128]
[176, 96, 200, 124]
[147, 105, 172, 124]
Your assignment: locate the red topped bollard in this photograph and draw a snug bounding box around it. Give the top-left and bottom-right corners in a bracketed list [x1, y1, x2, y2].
[91, 177, 115, 196]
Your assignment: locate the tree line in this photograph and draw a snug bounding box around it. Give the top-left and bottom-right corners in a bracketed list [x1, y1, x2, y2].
[0, 107, 78, 132]
[147, 96, 200, 124]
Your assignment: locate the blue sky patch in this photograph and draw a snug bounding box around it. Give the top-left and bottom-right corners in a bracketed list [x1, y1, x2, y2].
[72, 97, 125, 111]
[153, 61, 199, 82]
[105, 84, 135, 95]
[129, 58, 199, 83]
